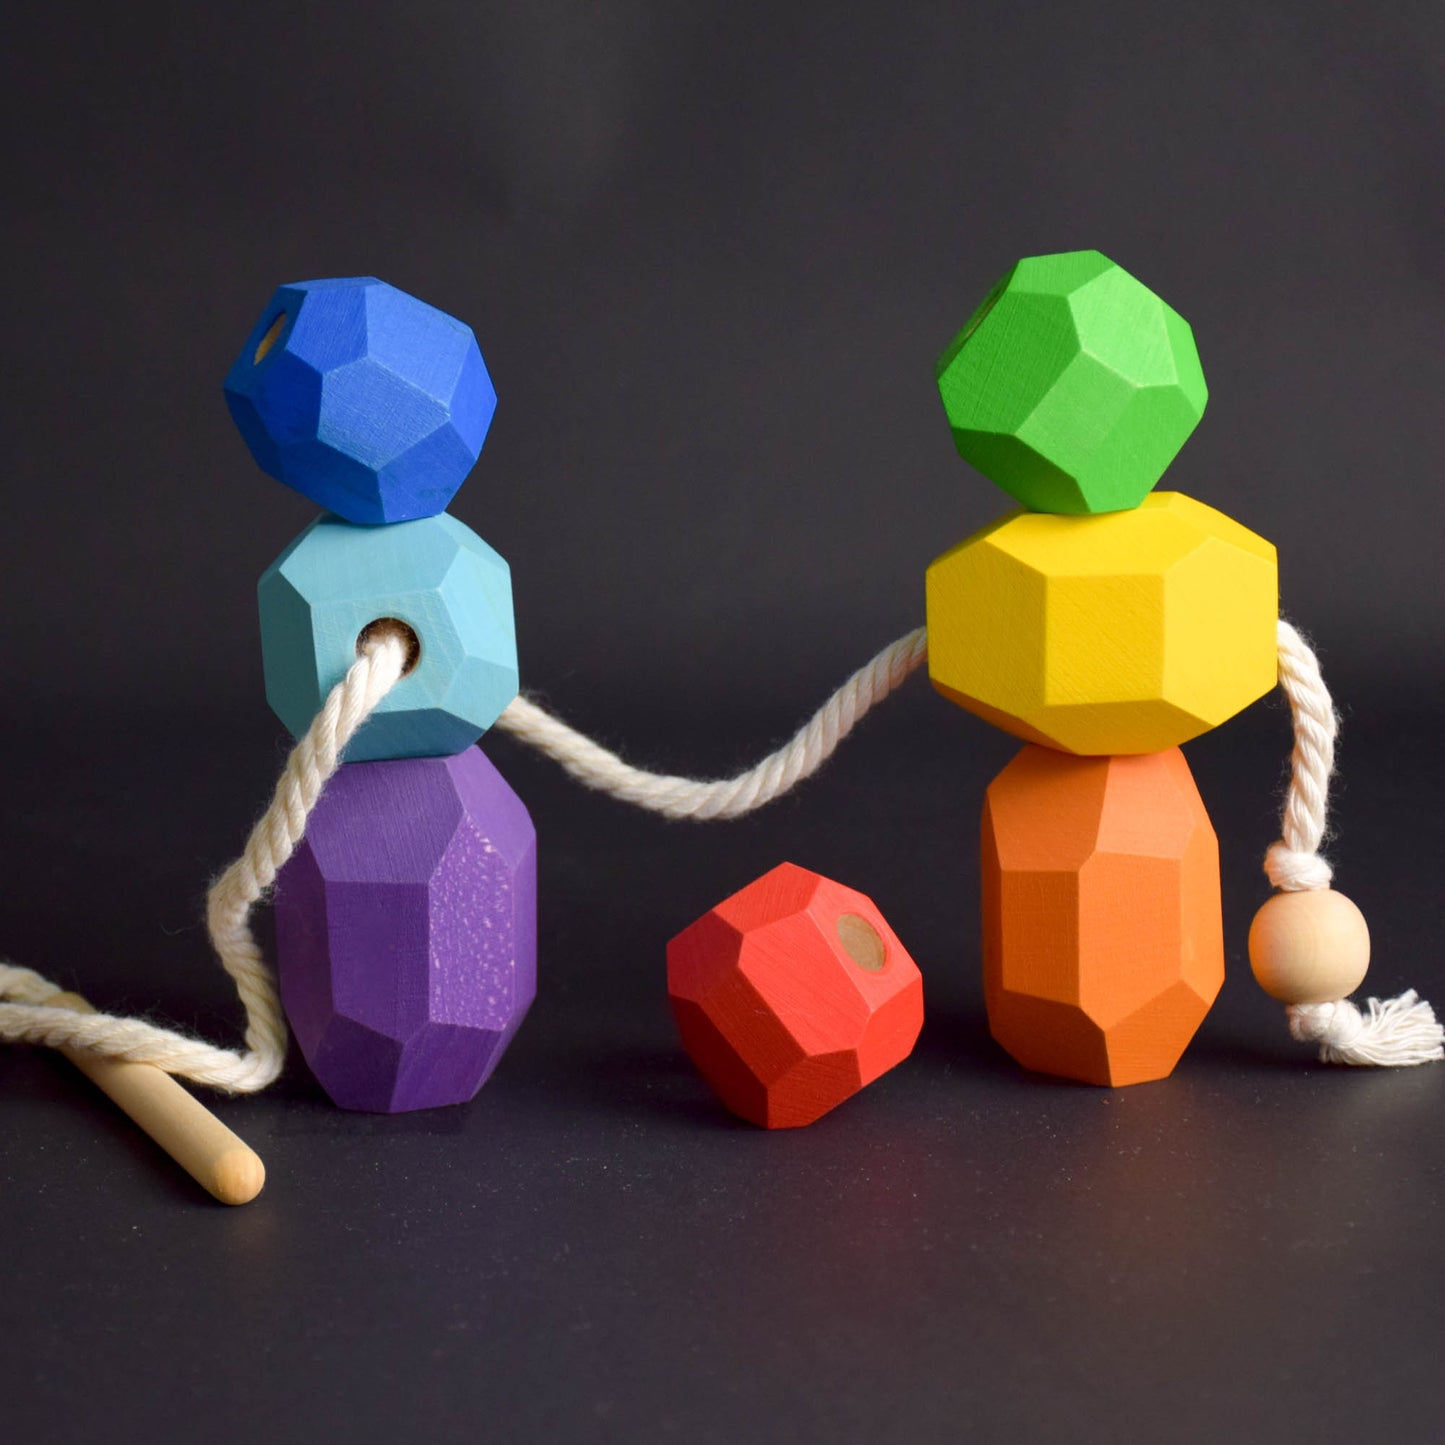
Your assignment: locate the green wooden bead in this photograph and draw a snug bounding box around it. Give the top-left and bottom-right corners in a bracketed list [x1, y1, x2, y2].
[936, 251, 1208, 514]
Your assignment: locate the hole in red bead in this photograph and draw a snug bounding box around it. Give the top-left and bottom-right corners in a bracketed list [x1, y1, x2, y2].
[356, 617, 421, 677]
[837, 913, 885, 971]
[254, 313, 287, 364]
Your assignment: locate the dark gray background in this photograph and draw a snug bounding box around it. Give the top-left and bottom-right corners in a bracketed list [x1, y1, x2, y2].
[4, 4, 1444, 1442]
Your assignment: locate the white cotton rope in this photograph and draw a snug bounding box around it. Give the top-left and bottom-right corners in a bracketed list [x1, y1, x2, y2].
[0, 633, 409, 1091]
[1288, 992, 1442, 1067]
[494, 614, 1440, 1069]
[1266, 619, 1337, 892]
[4, 611, 1437, 1084]
[1265, 619, 1442, 1067]
[493, 625, 930, 820]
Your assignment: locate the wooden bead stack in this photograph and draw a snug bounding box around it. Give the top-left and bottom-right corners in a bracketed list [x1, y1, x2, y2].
[224, 277, 537, 1112]
[928, 250, 1279, 1086]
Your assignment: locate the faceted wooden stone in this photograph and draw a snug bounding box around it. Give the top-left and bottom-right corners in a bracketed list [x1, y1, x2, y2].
[926, 491, 1278, 755]
[274, 747, 536, 1112]
[667, 863, 924, 1128]
[224, 276, 497, 525]
[258, 512, 518, 762]
[936, 250, 1207, 514]
[981, 745, 1223, 1086]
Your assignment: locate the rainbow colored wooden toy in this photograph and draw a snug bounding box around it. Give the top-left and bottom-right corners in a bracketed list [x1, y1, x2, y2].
[4, 253, 1439, 1204]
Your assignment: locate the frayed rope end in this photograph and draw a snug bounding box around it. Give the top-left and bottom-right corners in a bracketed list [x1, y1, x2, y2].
[1287, 990, 1445, 1068]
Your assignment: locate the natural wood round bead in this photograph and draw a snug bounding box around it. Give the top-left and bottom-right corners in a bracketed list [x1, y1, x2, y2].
[1247, 889, 1370, 1004]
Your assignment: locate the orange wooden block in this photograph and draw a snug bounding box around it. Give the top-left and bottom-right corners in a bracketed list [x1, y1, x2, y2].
[667, 863, 924, 1127]
[981, 745, 1223, 1086]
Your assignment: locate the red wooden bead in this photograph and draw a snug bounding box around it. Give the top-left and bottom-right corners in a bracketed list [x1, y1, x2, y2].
[667, 863, 924, 1128]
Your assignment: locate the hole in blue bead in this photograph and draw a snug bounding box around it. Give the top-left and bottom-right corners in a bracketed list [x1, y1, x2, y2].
[254, 313, 287, 364]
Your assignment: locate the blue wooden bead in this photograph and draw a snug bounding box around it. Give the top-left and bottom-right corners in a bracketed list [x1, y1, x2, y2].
[259, 513, 518, 761]
[224, 277, 497, 525]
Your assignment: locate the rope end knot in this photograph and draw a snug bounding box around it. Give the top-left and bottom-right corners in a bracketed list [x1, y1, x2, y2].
[1264, 843, 1333, 892]
[1288, 991, 1445, 1067]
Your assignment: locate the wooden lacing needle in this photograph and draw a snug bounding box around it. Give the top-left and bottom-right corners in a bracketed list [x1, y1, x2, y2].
[44, 989, 265, 1205]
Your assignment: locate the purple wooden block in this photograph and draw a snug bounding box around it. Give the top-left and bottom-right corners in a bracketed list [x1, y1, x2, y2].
[274, 747, 536, 1112]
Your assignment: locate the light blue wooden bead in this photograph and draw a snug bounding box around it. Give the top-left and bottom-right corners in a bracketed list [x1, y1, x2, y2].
[259, 513, 518, 761]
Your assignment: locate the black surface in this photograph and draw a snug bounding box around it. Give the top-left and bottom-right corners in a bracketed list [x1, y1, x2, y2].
[5, 4, 1445, 1443]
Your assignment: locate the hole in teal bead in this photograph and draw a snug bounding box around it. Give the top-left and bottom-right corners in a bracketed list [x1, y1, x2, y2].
[356, 617, 422, 677]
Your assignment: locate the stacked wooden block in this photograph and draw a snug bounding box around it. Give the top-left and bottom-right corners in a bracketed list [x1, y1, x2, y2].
[927, 250, 1279, 1086]
[225, 278, 536, 1112]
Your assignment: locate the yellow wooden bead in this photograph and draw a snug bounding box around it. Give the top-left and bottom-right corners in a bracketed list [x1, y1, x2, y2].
[925, 491, 1278, 755]
[1247, 889, 1370, 1004]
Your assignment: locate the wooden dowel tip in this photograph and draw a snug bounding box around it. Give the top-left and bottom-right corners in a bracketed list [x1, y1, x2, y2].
[45, 988, 267, 1205]
[210, 1146, 266, 1206]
